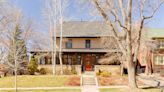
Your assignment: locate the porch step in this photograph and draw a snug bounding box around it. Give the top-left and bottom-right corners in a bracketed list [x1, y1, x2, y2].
[83, 71, 95, 75]
[82, 76, 96, 85]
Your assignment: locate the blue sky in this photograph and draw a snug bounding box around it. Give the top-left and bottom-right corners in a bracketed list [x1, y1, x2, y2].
[13, 0, 164, 28]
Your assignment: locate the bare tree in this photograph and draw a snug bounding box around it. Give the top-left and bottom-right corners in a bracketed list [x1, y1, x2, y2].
[89, 0, 164, 88]
[0, 2, 33, 91]
[43, 0, 69, 75]
[43, 0, 64, 75]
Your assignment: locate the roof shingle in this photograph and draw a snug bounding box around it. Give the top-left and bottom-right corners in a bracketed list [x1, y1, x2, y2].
[56, 21, 114, 37]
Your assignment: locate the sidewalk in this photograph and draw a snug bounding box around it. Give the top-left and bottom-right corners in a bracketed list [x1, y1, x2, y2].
[81, 85, 99, 92]
[0, 87, 80, 91]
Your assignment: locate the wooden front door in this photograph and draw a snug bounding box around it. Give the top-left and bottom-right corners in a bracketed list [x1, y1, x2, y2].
[84, 54, 92, 71]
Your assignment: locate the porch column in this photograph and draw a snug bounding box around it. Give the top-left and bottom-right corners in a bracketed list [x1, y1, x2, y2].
[29, 53, 33, 62]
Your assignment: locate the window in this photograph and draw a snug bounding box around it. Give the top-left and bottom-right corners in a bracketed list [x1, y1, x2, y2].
[159, 40, 164, 48]
[154, 55, 164, 65]
[66, 39, 72, 48]
[68, 55, 72, 65]
[63, 54, 68, 64]
[85, 40, 91, 48]
[77, 55, 81, 65]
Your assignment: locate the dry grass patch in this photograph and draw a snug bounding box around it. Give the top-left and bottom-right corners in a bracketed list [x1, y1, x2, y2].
[0, 75, 80, 88]
[97, 76, 144, 86]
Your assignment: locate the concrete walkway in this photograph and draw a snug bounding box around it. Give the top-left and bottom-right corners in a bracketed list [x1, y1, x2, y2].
[81, 71, 99, 92]
[81, 85, 99, 92]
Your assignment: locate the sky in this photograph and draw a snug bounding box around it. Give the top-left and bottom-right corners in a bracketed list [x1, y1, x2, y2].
[13, 0, 164, 29]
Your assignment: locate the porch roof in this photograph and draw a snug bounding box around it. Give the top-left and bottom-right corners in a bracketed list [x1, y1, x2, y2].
[61, 48, 119, 53]
[29, 48, 120, 53]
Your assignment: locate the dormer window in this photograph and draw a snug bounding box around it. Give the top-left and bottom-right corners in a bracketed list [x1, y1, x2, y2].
[66, 39, 72, 49]
[85, 40, 91, 48]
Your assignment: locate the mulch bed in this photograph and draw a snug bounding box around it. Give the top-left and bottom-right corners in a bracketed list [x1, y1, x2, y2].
[64, 76, 80, 86]
[97, 76, 145, 86]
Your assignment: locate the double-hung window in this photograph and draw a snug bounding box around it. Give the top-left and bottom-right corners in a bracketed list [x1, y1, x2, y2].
[85, 40, 91, 48]
[159, 40, 164, 48]
[155, 55, 164, 65]
[66, 39, 72, 49]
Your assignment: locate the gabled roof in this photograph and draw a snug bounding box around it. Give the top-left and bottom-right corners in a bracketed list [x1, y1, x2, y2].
[56, 21, 119, 37]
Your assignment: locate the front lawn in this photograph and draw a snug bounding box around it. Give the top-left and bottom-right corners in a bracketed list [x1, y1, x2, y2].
[1, 89, 81, 92]
[99, 88, 162, 92]
[0, 75, 80, 88]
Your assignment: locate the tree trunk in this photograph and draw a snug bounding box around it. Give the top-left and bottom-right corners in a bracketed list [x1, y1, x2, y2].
[145, 50, 153, 75]
[120, 63, 124, 76]
[59, 53, 63, 75]
[127, 60, 137, 88]
[127, 32, 137, 88]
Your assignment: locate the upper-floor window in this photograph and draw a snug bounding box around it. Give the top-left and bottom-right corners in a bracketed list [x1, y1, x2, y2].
[159, 40, 164, 48]
[85, 40, 91, 48]
[154, 55, 164, 65]
[66, 39, 72, 49]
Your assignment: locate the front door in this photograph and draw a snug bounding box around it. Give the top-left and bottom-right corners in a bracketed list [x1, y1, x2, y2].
[84, 54, 92, 71]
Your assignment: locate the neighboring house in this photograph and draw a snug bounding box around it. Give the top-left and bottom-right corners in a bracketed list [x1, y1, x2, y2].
[0, 64, 9, 77]
[30, 21, 120, 73]
[138, 28, 164, 74]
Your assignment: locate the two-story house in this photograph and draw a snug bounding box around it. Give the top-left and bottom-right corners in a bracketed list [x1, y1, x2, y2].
[30, 21, 119, 72]
[55, 21, 118, 71]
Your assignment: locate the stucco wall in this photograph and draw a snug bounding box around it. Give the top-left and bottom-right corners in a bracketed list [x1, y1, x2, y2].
[38, 65, 82, 75]
[94, 65, 121, 76]
[56, 38, 102, 49]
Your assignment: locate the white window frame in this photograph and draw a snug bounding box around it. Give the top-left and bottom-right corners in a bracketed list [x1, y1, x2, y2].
[155, 55, 164, 65]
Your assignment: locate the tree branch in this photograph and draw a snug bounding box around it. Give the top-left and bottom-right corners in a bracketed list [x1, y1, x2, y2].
[92, 0, 126, 55]
[143, 1, 164, 19]
[105, 0, 128, 30]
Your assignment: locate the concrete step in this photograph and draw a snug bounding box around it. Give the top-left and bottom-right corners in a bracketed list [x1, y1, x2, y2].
[82, 81, 96, 85]
[82, 77, 96, 85]
[83, 71, 95, 75]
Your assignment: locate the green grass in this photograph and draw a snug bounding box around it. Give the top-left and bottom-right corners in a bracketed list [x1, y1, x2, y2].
[0, 75, 79, 88]
[0, 89, 81, 92]
[99, 88, 162, 92]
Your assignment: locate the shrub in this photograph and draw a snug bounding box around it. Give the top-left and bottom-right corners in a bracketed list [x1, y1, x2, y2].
[96, 69, 102, 76]
[100, 71, 111, 77]
[39, 68, 47, 75]
[64, 68, 71, 75]
[27, 57, 38, 75]
[96, 70, 111, 77]
[71, 69, 77, 74]
[63, 67, 77, 75]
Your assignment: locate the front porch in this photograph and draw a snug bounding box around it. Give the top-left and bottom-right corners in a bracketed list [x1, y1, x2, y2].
[36, 52, 106, 72]
[37, 64, 121, 75]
